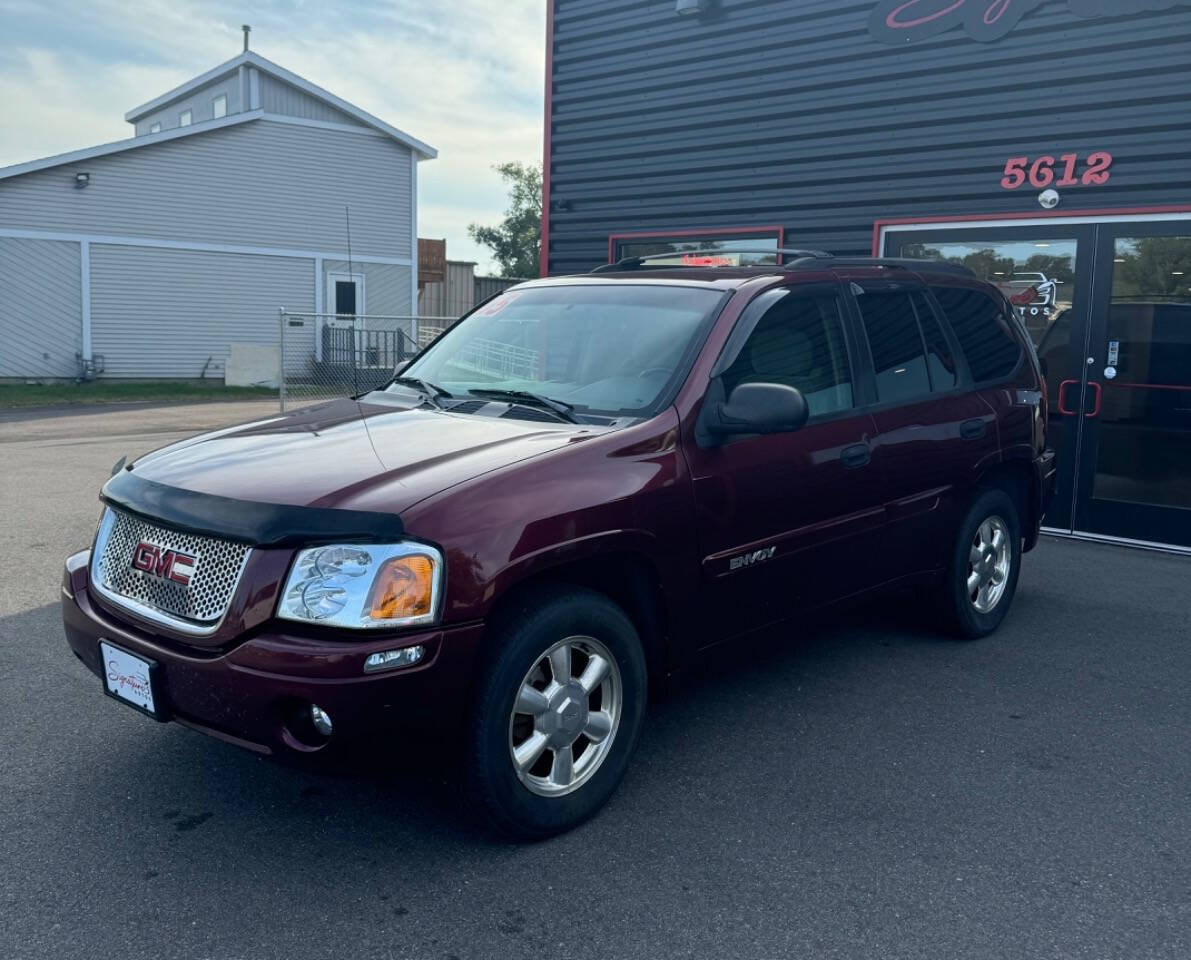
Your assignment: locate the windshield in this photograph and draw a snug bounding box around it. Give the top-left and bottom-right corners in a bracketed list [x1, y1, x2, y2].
[393, 284, 726, 420]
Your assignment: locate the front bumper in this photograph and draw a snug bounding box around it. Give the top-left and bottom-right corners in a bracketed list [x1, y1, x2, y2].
[61, 550, 485, 755]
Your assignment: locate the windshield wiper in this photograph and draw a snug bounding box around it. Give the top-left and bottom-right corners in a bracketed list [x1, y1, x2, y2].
[388, 376, 453, 407]
[467, 388, 579, 423]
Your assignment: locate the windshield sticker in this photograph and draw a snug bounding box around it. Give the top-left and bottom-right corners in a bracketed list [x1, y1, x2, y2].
[475, 291, 522, 317]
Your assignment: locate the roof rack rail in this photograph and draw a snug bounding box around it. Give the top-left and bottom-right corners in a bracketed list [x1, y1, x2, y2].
[588, 249, 978, 279]
[590, 247, 832, 273]
[808, 257, 977, 278]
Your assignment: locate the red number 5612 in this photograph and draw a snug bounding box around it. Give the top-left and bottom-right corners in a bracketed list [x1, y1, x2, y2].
[1001, 152, 1113, 190]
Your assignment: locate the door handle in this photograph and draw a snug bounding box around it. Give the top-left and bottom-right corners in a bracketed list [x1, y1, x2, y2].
[1057, 378, 1101, 417]
[840, 443, 871, 469]
[1057, 379, 1080, 416]
[960, 418, 987, 440]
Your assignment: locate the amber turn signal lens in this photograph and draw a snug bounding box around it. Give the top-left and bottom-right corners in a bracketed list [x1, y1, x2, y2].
[367, 554, 435, 621]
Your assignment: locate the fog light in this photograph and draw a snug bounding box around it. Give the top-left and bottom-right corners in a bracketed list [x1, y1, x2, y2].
[310, 704, 333, 736]
[363, 644, 425, 673]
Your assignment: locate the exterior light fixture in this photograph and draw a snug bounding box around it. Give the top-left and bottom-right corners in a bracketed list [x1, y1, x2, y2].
[363, 644, 426, 673]
[1037, 188, 1060, 209]
[309, 704, 333, 736]
[74, 172, 90, 189]
[676, 0, 705, 14]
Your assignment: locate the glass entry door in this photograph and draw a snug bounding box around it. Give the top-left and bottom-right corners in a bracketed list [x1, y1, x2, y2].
[1077, 223, 1191, 546]
[887, 219, 1191, 550]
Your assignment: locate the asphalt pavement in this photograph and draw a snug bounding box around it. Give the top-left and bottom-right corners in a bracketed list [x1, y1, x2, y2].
[2, 403, 1187, 960]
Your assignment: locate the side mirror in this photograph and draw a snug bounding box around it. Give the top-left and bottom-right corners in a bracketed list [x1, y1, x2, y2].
[392, 359, 412, 376]
[705, 382, 810, 439]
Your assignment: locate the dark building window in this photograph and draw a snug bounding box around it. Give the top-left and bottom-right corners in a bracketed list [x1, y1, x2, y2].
[856, 291, 932, 403]
[931, 286, 1022, 382]
[722, 293, 853, 417]
[335, 280, 357, 315]
[911, 291, 959, 391]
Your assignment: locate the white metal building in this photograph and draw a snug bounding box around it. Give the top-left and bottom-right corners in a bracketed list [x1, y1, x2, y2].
[0, 49, 435, 381]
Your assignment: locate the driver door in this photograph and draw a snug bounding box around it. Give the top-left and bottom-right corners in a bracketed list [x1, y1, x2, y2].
[684, 283, 887, 644]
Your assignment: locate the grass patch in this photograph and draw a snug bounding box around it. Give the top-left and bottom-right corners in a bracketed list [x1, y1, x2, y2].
[0, 381, 279, 409]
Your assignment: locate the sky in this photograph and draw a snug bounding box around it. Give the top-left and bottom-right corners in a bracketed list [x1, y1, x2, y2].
[0, 0, 545, 272]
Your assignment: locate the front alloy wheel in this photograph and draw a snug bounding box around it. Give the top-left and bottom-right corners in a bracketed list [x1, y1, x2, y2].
[508, 636, 622, 796]
[466, 587, 646, 839]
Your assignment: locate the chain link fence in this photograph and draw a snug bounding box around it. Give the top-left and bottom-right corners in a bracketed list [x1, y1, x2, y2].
[278, 311, 456, 412]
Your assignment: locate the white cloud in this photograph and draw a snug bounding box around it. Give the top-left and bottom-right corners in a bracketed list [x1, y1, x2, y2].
[0, 0, 545, 273]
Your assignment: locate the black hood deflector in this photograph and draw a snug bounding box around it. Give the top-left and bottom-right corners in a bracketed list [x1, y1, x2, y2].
[101, 470, 404, 547]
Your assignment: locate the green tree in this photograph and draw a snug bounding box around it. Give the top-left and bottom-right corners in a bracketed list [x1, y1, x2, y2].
[467, 162, 542, 278]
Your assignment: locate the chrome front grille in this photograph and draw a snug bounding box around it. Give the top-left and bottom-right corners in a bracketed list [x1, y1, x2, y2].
[91, 507, 251, 635]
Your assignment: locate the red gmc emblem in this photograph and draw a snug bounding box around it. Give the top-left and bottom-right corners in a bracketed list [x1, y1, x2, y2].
[131, 541, 197, 586]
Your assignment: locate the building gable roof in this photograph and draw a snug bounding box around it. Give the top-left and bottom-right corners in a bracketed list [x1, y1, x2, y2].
[124, 51, 436, 159]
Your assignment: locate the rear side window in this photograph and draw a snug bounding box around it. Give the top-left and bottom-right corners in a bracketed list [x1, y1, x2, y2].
[931, 286, 1022, 382]
[855, 291, 932, 403]
[911, 292, 959, 391]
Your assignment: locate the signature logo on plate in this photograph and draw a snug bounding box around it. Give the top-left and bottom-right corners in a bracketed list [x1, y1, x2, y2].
[131, 541, 197, 586]
[107, 660, 151, 699]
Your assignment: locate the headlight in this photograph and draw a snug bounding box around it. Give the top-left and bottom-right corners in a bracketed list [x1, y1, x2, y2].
[277, 542, 443, 629]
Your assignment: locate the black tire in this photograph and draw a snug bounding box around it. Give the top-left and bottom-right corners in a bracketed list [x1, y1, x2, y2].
[940, 487, 1023, 639]
[465, 586, 647, 840]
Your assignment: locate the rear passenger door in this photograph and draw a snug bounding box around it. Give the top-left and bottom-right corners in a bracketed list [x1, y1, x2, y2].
[844, 277, 1000, 578]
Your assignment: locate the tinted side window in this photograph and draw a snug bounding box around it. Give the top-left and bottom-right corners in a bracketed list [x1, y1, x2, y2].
[855, 291, 931, 403]
[911, 291, 959, 391]
[931, 286, 1022, 382]
[722, 292, 853, 417]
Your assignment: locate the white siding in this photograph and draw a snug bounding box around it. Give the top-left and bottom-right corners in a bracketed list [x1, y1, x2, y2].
[0, 120, 412, 258]
[323, 260, 412, 318]
[258, 73, 366, 127]
[134, 75, 243, 136]
[90, 245, 313, 378]
[0, 238, 81, 378]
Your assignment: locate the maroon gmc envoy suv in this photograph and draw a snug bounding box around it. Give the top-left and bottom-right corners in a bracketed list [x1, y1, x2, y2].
[62, 251, 1056, 838]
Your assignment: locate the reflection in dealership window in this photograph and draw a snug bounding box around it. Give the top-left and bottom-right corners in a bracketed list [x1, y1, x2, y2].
[614, 235, 780, 266]
[899, 240, 1077, 348]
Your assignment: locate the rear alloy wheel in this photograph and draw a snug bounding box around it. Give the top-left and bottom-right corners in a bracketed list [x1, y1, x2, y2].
[968, 516, 1012, 614]
[941, 488, 1022, 639]
[466, 587, 646, 839]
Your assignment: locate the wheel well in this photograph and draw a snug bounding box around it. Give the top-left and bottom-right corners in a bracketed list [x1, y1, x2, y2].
[977, 460, 1037, 544]
[484, 553, 670, 683]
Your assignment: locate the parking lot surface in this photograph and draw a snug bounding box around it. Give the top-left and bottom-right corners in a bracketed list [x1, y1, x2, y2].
[2, 403, 1187, 960]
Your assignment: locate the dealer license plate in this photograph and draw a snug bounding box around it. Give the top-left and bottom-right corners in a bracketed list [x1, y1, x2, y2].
[99, 640, 160, 719]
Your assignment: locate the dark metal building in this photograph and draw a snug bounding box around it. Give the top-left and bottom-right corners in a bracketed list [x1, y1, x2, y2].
[542, 0, 1191, 550]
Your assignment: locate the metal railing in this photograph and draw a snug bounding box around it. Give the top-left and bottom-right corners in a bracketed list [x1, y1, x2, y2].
[278, 311, 456, 412]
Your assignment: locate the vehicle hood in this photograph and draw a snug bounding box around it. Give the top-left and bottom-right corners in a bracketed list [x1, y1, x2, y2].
[128, 397, 599, 518]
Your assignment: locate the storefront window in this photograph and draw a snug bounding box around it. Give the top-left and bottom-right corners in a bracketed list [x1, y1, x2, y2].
[612, 232, 781, 266]
[897, 239, 1078, 349]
